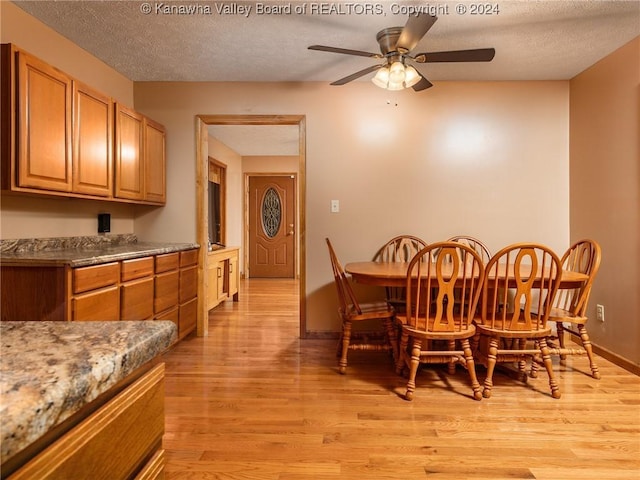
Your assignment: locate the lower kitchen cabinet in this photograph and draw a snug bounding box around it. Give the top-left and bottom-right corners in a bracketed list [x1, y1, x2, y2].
[206, 247, 240, 311]
[0, 247, 200, 340]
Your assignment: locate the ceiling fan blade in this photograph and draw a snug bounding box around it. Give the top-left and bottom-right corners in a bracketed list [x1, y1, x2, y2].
[414, 48, 496, 63]
[396, 14, 437, 53]
[412, 75, 433, 91]
[308, 45, 382, 58]
[330, 64, 383, 86]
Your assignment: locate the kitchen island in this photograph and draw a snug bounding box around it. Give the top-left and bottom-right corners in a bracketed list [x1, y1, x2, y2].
[0, 320, 176, 479]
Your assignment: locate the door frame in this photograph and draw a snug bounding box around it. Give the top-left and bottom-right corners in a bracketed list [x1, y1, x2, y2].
[195, 114, 307, 338]
[245, 173, 298, 279]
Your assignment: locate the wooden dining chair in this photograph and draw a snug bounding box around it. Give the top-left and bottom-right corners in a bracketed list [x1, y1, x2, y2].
[447, 235, 492, 263]
[544, 239, 602, 379]
[326, 238, 398, 374]
[395, 242, 485, 401]
[475, 243, 562, 399]
[372, 235, 428, 313]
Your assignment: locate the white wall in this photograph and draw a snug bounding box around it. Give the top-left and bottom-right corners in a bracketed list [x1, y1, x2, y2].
[133, 80, 569, 334]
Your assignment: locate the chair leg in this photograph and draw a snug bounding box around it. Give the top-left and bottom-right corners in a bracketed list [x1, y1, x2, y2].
[530, 352, 540, 378]
[404, 338, 422, 401]
[447, 339, 456, 374]
[461, 338, 482, 401]
[482, 337, 499, 398]
[395, 330, 409, 375]
[338, 321, 352, 375]
[538, 338, 561, 399]
[556, 321, 567, 360]
[517, 338, 528, 376]
[383, 317, 399, 363]
[578, 324, 601, 379]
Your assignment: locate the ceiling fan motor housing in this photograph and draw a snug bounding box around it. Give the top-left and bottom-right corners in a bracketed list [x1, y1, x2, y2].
[376, 27, 404, 55]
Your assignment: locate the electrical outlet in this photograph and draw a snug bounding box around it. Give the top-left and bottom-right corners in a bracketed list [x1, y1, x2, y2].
[596, 304, 605, 322]
[330, 200, 340, 213]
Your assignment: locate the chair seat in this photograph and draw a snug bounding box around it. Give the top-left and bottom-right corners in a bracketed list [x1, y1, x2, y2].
[396, 315, 476, 340]
[548, 307, 588, 324]
[342, 302, 394, 321]
[475, 323, 552, 339]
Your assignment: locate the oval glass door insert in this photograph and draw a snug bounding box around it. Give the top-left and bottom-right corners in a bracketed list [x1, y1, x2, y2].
[262, 187, 282, 238]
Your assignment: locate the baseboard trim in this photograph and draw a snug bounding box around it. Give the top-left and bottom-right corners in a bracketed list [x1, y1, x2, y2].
[304, 331, 340, 340]
[569, 333, 640, 376]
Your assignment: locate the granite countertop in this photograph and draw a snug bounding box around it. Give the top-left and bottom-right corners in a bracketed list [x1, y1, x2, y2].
[0, 234, 199, 267]
[0, 320, 177, 463]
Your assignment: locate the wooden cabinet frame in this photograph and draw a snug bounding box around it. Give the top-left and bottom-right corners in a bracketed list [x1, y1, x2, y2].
[0, 43, 166, 205]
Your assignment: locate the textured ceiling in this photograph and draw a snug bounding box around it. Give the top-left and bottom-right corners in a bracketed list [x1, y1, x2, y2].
[13, 0, 639, 155]
[208, 125, 300, 156]
[14, 0, 640, 83]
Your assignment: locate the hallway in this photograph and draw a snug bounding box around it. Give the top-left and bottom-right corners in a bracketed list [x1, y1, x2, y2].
[161, 278, 640, 479]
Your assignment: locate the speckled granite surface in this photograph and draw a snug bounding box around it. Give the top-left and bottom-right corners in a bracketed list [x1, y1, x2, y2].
[0, 321, 177, 463]
[0, 234, 199, 267]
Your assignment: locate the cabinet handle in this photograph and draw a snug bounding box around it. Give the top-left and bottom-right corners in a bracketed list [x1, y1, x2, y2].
[217, 267, 222, 278]
[229, 264, 233, 273]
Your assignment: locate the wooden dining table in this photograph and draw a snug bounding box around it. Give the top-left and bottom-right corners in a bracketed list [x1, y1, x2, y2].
[344, 261, 588, 289]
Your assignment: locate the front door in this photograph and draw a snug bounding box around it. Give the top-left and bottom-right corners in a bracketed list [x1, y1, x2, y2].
[248, 175, 296, 278]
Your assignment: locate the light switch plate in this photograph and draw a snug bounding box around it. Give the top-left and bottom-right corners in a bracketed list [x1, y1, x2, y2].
[331, 200, 340, 213]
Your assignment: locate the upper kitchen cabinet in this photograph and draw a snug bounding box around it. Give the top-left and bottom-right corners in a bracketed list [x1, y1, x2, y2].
[114, 103, 144, 200]
[73, 81, 113, 197]
[16, 48, 73, 193]
[143, 117, 166, 204]
[114, 103, 166, 204]
[1, 43, 166, 205]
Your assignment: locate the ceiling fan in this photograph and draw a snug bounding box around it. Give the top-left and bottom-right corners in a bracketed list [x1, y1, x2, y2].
[308, 14, 495, 91]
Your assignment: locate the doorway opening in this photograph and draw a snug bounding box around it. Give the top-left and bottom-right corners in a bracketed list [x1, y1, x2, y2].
[195, 115, 307, 338]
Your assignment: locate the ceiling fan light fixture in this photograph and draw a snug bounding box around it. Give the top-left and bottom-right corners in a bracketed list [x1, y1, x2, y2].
[371, 66, 390, 88]
[404, 65, 420, 88]
[372, 62, 420, 90]
[388, 61, 406, 83]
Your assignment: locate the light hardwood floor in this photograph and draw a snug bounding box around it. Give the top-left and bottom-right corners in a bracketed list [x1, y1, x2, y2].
[162, 279, 640, 479]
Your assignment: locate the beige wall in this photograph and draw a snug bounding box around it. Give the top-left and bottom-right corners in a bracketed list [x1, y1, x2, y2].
[0, 1, 137, 240]
[569, 37, 640, 366]
[133, 80, 570, 333]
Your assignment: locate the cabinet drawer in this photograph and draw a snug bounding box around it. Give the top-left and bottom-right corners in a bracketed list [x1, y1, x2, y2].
[155, 306, 179, 329]
[154, 271, 179, 314]
[121, 277, 154, 320]
[179, 249, 198, 268]
[73, 286, 120, 321]
[179, 266, 197, 303]
[155, 252, 179, 273]
[73, 262, 119, 294]
[121, 257, 154, 282]
[9, 364, 165, 480]
[179, 297, 197, 337]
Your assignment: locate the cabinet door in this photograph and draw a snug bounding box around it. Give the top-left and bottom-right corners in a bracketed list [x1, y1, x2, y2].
[114, 103, 144, 200]
[179, 266, 197, 304]
[179, 297, 197, 338]
[229, 253, 239, 297]
[73, 81, 113, 197]
[155, 271, 179, 314]
[73, 286, 120, 321]
[17, 50, 72, 192]
[206, 262, 219, 311]
[143, 118, 166, 204]
[121, 277, 154, 320]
